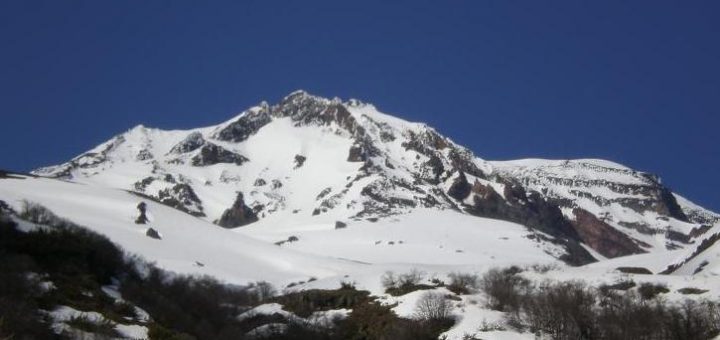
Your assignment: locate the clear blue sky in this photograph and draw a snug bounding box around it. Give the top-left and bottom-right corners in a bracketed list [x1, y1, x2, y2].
[1, 1, 718, 212]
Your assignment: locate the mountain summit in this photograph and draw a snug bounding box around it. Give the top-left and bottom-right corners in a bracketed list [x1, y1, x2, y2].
[33, 91, 719, 265]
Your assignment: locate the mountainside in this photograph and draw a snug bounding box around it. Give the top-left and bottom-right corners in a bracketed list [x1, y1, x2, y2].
[32, 90, 719, 266]
[4, 91, 720, 340]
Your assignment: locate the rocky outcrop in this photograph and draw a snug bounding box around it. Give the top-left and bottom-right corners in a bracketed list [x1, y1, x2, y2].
[447, 171, 471, 201]
[168, 132, 205, 154]
[216, 192, 258, 228]
[214, 105, 272, 143]
[570, 208, 645, 258]
[158, 184, 205, 217]
[190, 143, 248, 166]
[135, 202, 149, 224]
[459, 181, 595, 265]
[145, 227, 161, 240]
[294, 155, 307, 169]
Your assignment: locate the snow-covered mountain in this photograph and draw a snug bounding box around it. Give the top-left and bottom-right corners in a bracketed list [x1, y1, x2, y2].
[4, 90, 720, 339]
[31, 90, 719, 266]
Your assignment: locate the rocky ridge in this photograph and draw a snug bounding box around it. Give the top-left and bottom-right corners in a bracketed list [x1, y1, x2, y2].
[32, 90, 719, 265]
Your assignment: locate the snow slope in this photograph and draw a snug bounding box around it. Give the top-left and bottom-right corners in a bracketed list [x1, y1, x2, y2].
[0, 175, 363, 284]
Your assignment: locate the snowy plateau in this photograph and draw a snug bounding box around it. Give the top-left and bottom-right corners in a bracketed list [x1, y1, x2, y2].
[2, 90, 719, 339]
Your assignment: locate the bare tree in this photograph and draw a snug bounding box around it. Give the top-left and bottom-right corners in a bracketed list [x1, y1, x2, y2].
[414, 292, 453, 321]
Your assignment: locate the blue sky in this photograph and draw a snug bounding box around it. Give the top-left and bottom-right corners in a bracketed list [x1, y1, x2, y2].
[1, 1, 718, 211]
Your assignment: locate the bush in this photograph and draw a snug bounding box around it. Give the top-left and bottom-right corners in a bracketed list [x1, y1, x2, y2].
[383, 269, 436, 296]
[480, 267, 529, 311]
[599, 279, 636, 294]
[66, 315, 121, 338]
[447, 272, 479, 295]
[414, 292, 453, 322]
[677, 287, 709, 295]
[253, 281, 277, 302]
[638, 282, 669, 300]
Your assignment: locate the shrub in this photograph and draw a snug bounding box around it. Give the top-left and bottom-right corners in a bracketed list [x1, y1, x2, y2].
[273, 287, 370, 318]
[637, 282, 669, 300]
[447, 272, 479, 295]
[677, 287, 709, 295]
[66, 315, 121, 338]
[383, 269, 436, 296]
[414, 292, 453, 322]
[599, 279, 636, 294]
[253, 281, 277, 302]
[480, 267, 529, 311]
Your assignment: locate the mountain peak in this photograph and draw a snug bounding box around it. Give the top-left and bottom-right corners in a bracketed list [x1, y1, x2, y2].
[28, 92, 720, 266]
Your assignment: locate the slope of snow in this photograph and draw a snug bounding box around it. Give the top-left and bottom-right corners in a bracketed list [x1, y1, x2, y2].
[0, 175, 363, 285]
[240, 209, 566, 266]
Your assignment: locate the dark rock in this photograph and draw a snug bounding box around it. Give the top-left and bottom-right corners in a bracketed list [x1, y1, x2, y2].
[158, 184, 205, 217]
[294, 155, 307, 169]
[135, 202, 149, 224]
[347, 144, 365, 162]
[169, 132, 206, 154]
[216, 192, 258, 228]
[214, 106, 272, 142]
[133, 177, 155, 192]
[662, 232, 720, 274]
[145, 227, 161, 240]
[191, 143, 249, 166]
[616, 267, 653, 274]
[463, 181, 595, 265]
[570, 208, 645, 258]
[335, 221, 347, 229]
[271, 180, 283, 189]
[254, 178, 267, 186]
[136, 149, 153, 161]
[424, 155, 445, 184]
[447, 171, 471, 201]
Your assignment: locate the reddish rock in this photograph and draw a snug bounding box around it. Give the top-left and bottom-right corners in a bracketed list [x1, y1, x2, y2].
[571, 208, 645, 258]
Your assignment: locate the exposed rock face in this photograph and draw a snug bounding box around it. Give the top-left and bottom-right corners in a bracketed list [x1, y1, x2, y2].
[145, 227, 161, 240]
[570, 208, 645, 258]
[214, 105, 272, 142]
[491, 159, 710, 253]
[190, 143, 249, 166]
[31, 90, 719, 266]
[347, 145, 365, 162]
[335, 221, 347, 229]
[661, 231, 720, 274]
[135, 202, 149, 224]
[136, 149, 154, 161]
[294, 155, 307, 169]
[447, 171, 471, 201]
[158, 184, 205, 217]
[169, 132, 205, 154]
[460, 180, 594, 265]
[216, 192, 258, 228]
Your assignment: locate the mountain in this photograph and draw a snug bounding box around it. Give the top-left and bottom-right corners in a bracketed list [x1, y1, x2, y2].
[31, 90, 719, 266]
[4, 90, 720, 339]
